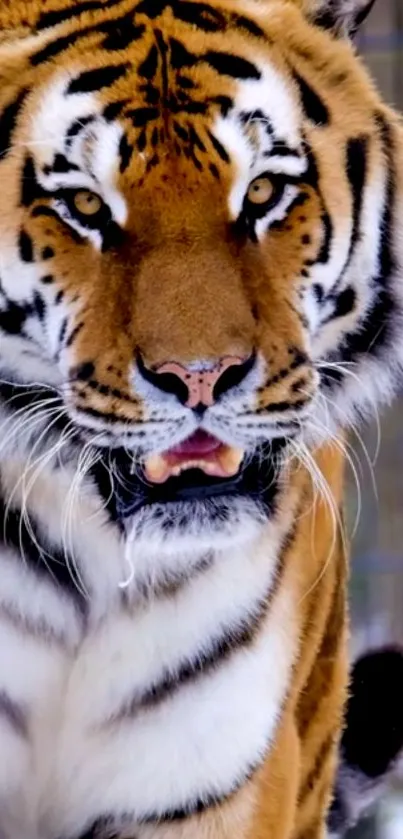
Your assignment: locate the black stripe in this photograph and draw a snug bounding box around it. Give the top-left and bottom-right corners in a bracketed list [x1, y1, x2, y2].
[232, 15, 266, 39]
[141, 761, 258, 823]
[202, 51, 261, 80]
[21, 154, 47, 208]
[37, 0, 123, 30]
[173, 2, 226, 32]
[293, 71, 329, 126]
[72, 404, 128, 425]
[333, 135, 368, 285]
[339, 114, 396, 363]
[80, 759, 259, 834]
[33, 15, 145, 64]
[110, 597, 271, 722]
[298, 552, 346, 740]
[302, 138, 334, 264]
[326, 286, 356, 322]
[0, 489, 86, 610]
[33, 19, 135, 66]
[256, 397, 309, 414]
[67, 64, 129, 95]
[31, 29, 90, 65]
[0, 301, 31, 335]
[299, 731, 335, 803]
[65, 320, 85, 347]
[100, 15, 145, 50]
[119, 134, 133, 173]
[346, 136, 368, 246]
[18, 229, 34, 263]
[103, 100, 129, 121]
[264, 351, 309, 387]
[126, 107, 159, 127]
[0, 691, 28, 739]
[0, 600, 68, 647]
[138, 44, 159, 80]
[317, 210, 332, 263]
[0, 89, 29, 159]
[206, 129, 229, 163]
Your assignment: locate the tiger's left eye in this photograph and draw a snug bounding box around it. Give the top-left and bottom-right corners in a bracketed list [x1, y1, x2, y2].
[73, 190, 103, 216]
[246, 176, 275, 206]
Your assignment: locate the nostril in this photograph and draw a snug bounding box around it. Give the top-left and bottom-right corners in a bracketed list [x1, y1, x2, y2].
[150, 370, 189, 404]
[213, 352, 256, 402]
[136, 354, 190, 405]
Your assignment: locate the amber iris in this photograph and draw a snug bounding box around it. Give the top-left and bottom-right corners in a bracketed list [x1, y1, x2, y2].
[246, 176, 275, 206]
[73, 190, 103, 216]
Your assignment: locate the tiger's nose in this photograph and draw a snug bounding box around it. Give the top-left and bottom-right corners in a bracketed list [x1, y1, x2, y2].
[137, 354, 255, 409]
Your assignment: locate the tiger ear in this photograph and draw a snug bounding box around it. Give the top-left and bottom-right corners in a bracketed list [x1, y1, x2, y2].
[304, 0, 377, 36]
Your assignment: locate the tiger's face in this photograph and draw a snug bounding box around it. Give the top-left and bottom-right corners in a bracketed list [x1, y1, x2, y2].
[0, 0, 401, 548]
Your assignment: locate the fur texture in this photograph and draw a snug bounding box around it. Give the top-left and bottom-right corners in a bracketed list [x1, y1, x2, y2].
[0, 1, 400, 837]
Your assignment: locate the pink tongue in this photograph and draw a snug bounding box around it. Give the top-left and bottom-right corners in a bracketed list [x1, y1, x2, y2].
[169, 430, 222, 458]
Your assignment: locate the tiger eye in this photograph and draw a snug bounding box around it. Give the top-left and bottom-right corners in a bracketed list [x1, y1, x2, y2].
[73, 190, 103, 216]
[247, 176, 274, 206]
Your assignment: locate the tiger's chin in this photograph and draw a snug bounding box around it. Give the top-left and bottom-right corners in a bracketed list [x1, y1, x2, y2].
[91, 433, 286, 552]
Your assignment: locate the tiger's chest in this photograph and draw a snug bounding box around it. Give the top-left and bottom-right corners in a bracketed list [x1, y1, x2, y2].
[0, 525, 297, 839]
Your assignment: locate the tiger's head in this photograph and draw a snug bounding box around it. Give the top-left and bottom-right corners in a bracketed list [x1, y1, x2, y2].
[0, 0, 401, 550]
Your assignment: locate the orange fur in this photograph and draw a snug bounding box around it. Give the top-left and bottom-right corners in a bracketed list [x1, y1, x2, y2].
[0, 1, 400, 836]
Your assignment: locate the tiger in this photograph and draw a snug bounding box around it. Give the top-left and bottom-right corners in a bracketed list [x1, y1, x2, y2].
[0, 0, 402, 837]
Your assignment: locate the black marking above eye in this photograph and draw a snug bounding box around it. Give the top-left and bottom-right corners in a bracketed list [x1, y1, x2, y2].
[202, 51, 261, 80]
[138, 45, 159, 79]
[126, 107, 159, 127]
[232, 15, 266, 39]
[293, 71, 330, 126]
[37, 0, 122, 29]
[169, 38, 196, 70]
[174, 2, 226, 32]
[103, 100, 130, 121]
[100, 15, 145, 50]
[67, 63, 129, 95]
[21, 155, 47, 208]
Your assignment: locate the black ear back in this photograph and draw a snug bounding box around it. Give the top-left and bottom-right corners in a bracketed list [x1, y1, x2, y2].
[313, 0, 378, 37]
[342, 646, 403, 777]
[328, 646, 403, 836]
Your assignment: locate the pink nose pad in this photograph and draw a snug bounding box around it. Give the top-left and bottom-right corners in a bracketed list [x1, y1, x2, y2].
[156, 357, 245, 409]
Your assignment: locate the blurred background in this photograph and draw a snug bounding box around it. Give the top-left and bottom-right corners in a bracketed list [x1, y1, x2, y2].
[345, 3, 403, 836]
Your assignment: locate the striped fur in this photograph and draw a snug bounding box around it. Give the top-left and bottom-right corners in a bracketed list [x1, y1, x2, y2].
[0, 1, 400, 837]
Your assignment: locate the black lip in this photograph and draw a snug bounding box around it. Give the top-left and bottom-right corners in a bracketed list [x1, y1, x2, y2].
[91, 439, 286, 523]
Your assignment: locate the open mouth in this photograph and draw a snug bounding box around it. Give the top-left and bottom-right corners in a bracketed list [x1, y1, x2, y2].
[143, 431, 245, 484]
[94, 431, 286, 522]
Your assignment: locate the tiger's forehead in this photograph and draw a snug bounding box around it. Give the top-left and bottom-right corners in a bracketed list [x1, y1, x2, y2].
[27, 33, 305, 205]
